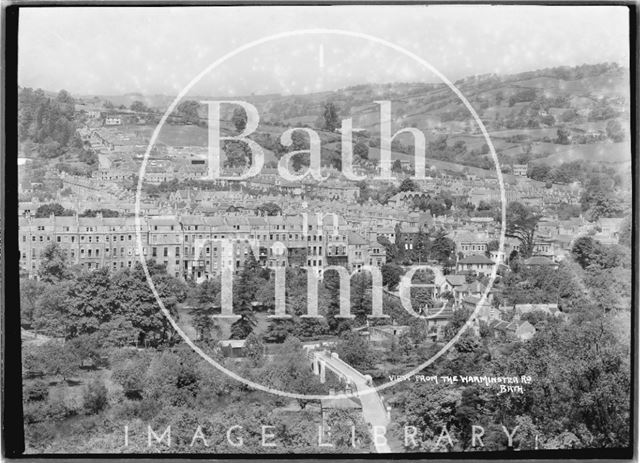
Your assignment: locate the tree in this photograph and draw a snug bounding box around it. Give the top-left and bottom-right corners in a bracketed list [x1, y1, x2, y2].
[190, 306, 219, 341]
[37, 243, 72, 283]
[18, 87, 76, 153]
[264, 337, 324, 409]
[381, 263, 404, 290]
[255, 202, 281, 216]
[618, 215, 631, 248]
[242, 333, 265, 366]
[112, 261, 187, 347]
[20, 278, 45, 327]
[580, 174, 624, 221]
[111, 351, 149, 399]
[230, 253, 260, 339]
[485, 240, 499, 258]
[34, 203, 74, 218]
[264, 318, 295, 343]
[176, 100, 200, 125]
[430, 230, 456, 269]
[354, 141, 369, 159]
[398, 178, 418, 192]
[130, 100, 149, 112]
[605, 119, 625, 142]
[378, 236, 399, 262]
[556, 127, 571, 145]
[503, 202, 541, 258]
[350, 272, 373, 325]
[56, 89, 75, 106]
[224, 140, 251, 168]
[324, 270, 353, 335]
[31, 280, 72, 337]
[322, 102, 340, 132]
[79, 208, 119, 218]
[232, 107, 247, 132]
[527, 164, 551, 182]
[144, 349, 201, 407]
[66, 267, 120, 338]
[83, 378, 108, 414]
[571, 236, 602, 269]
[36, 342, 81, 381]
[443, 306, 472, 341]
[335, 331, 377, 370]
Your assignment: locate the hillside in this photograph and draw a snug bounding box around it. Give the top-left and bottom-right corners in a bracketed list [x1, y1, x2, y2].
[26, 62, 631, 186]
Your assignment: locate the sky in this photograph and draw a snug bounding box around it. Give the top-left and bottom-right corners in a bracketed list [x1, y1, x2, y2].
[18, 5, 630, 97]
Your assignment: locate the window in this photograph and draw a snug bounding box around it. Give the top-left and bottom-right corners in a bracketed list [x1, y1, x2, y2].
[152, 247, 157, 257]
[163, 247, 168, 257]
[56, 236, 61, 242]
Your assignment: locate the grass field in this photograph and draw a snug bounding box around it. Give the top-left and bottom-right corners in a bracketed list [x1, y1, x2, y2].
[536, 141, 631, 165]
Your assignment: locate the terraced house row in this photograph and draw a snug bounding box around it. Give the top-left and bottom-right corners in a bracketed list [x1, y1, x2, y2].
[18, 213, 386, 281]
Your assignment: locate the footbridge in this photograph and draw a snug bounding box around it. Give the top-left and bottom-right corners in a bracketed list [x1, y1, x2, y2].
[308, 349, 391, 453]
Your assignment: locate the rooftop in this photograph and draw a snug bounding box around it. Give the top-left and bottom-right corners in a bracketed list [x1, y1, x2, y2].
[457, 254, 494, 265]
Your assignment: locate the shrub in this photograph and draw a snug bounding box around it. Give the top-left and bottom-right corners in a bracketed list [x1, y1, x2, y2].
[24, 380, 49, 402]
[83, 378, 108, 414]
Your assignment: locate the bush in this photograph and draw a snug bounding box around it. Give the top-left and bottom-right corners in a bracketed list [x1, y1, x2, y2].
[24, 380, 49, 402]
[83, 378, 108, 414]
[111, 355, 147, 400]
[24, 396, 74, 424]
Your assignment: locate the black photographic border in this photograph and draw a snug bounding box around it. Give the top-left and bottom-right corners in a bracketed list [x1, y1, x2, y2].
[1, 1, 637, 460]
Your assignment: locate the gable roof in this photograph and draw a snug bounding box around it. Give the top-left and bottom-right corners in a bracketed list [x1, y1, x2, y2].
[444, 275, 467, 287]
[457, 254, 494, 265]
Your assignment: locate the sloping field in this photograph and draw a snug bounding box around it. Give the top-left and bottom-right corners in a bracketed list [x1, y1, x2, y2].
[534, 142, 631, 165]
[366, 146, 518, 181]
[510, 71, 629, 97]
